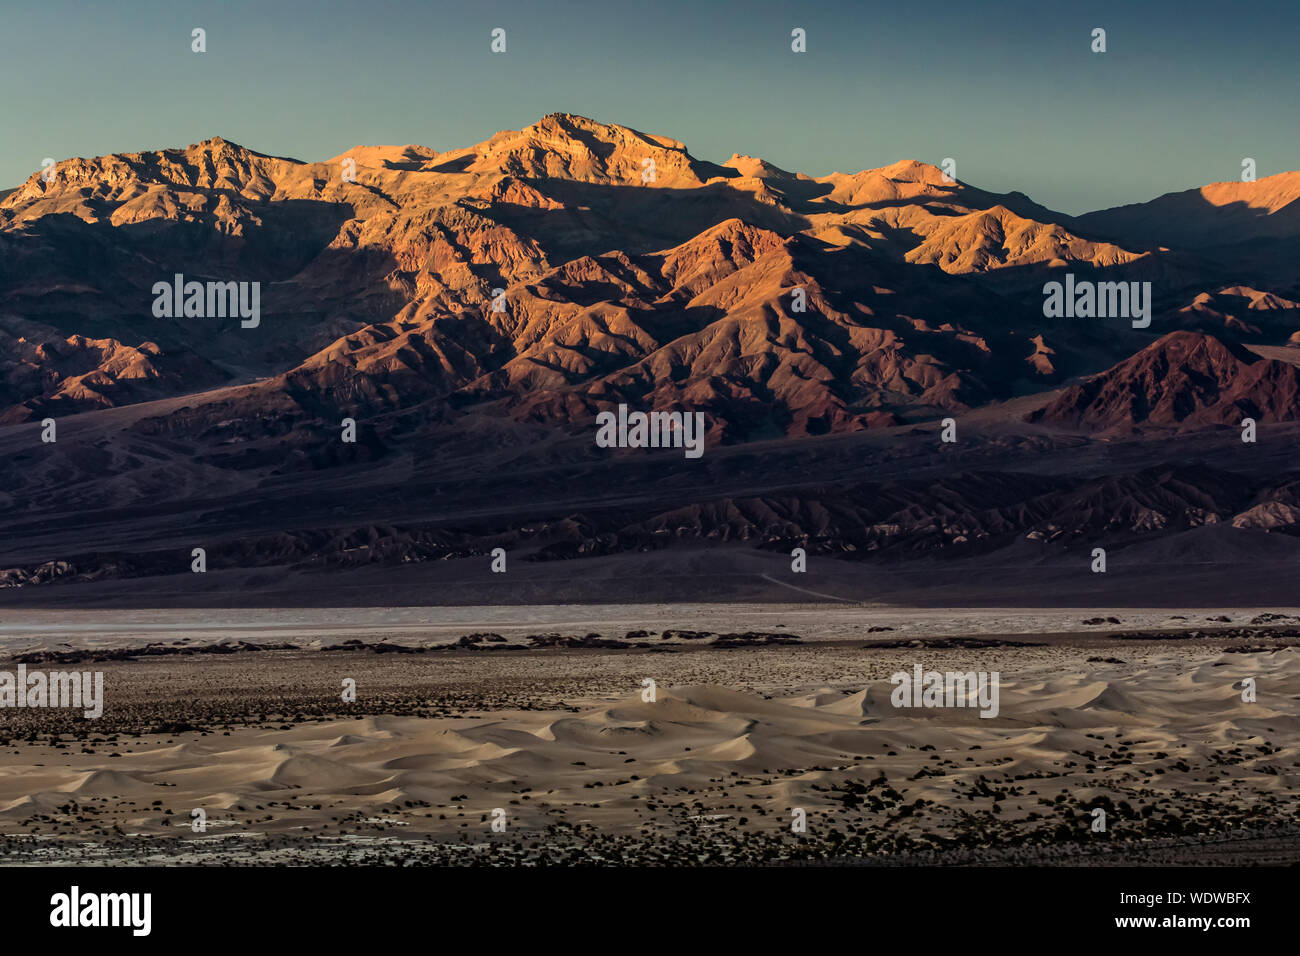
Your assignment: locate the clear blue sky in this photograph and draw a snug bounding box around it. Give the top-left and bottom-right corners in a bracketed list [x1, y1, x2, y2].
[3, 0, 1297, 214]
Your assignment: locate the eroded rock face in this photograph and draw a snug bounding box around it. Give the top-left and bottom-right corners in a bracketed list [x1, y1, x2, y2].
[1029, 331, 1300, 431]
[0, 321, 228, 422]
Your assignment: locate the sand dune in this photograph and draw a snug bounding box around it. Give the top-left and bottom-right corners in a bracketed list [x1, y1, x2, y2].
[0, 643, 1295, 864]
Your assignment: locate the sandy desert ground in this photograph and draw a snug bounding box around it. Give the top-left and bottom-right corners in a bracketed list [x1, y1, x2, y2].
[0, 605, 1296, 866]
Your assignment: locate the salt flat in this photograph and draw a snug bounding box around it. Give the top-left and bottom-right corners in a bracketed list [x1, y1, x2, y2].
[2, 603, 1296, 649]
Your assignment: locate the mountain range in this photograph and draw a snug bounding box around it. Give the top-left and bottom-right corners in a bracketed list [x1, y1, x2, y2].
[4, 113, 1300, 606]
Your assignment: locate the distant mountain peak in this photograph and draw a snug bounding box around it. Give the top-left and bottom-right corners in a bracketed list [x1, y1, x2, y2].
[1077, 170, 1300, 251]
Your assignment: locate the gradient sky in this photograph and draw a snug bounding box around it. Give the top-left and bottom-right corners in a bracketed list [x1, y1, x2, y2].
[3, 0, 1297, 214]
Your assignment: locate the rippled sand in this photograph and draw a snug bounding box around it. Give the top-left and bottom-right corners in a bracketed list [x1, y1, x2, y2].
[0, 609, 1296, 865]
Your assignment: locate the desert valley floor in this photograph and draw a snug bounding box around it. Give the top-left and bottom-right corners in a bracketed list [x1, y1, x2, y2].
[0, 604, 1295, 866]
